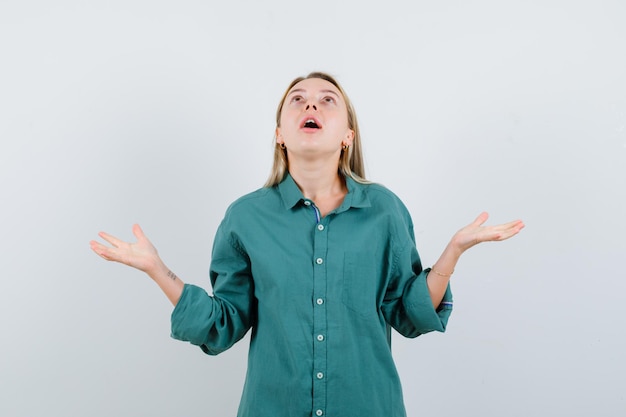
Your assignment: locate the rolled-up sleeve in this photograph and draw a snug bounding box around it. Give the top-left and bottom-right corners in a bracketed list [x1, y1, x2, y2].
[171, 223, 255, 355]
[382, 239, 453, 338]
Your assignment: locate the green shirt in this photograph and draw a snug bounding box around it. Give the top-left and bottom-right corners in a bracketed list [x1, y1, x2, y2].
[171, 174, 453, 417]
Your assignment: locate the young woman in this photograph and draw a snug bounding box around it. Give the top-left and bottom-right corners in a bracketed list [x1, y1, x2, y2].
[90, 72, 524, 417]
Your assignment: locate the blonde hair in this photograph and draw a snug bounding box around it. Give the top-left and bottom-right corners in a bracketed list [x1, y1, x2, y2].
[264, 72, 368, 187]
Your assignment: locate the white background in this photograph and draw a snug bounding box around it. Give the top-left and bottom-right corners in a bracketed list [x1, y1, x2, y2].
[1, 1, 625, 416]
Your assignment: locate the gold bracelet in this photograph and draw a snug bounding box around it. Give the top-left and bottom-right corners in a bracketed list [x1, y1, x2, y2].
[431, 266, 454, 278]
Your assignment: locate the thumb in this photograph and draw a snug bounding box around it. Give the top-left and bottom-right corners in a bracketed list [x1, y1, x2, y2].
[472, 212, 489, 227]
[132, 224, 146, 240]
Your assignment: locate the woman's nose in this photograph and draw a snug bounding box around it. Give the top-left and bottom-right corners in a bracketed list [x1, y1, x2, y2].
[305, 104, 317, 111]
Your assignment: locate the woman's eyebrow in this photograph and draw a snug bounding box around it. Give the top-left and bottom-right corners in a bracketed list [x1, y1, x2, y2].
[320, 89, 340, 97]
[287, 88, 340, 97]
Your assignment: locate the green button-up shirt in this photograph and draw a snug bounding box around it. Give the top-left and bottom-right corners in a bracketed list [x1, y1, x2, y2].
[171, 174, 453, 417]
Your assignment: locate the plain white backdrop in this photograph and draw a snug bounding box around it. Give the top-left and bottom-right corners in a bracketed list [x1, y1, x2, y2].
[1, 1, 625, 416]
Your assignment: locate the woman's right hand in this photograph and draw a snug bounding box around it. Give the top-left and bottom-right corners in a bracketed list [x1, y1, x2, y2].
[90, 224, 162, 274]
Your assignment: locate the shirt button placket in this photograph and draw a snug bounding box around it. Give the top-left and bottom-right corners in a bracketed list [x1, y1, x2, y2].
[312, 206, 328, 417]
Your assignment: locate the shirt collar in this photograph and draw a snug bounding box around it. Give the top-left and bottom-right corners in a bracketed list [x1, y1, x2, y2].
[277, 174, 305, 209]
[340, 175, 371, 211]
[277, 173, 371, 211]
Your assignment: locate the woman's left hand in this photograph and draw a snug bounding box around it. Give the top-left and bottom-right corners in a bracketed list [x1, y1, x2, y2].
[452, 212, 524, 254]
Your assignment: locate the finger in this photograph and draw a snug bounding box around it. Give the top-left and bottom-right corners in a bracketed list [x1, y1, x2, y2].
[503, 221, 525, 238]
[490, 221, 525, 241]
[89, 240, 102, 253]
[132, 224, 144, 237]
[494, 220, 525, 236]
[90, 240, 119, 261]
[484, 219, 524, 233]
[499, 219, 524, 230]
[472, 212, 489, 227]
[97, 231, 126, 248]
[132, 224, 146, 241]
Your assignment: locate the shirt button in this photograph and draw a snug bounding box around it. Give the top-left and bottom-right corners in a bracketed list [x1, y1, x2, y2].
[317, 334, 324, 341]
[316, 298, 324, 305]
[316, 410, 323, 416]
[315, 258, 323, 265]
[304, 200, 311, 206]
[317, 224, 324, 231]
[317, 372, 324, 379]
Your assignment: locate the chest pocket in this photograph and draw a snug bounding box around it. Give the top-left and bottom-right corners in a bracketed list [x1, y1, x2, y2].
[342, 251, 379, 318]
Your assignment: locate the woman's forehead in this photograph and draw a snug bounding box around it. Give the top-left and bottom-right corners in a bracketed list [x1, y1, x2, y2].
[288, 77, 341, 95]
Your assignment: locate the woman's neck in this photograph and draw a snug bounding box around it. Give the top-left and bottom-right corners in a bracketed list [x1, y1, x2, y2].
[288, 159, 347, 215]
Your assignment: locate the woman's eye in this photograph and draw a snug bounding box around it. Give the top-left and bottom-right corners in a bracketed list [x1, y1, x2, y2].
[290, 96, 303, 103]
[323, 96, 335, 103]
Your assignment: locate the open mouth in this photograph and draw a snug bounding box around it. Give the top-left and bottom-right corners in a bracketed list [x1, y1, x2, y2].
[301, 118, 321, 129]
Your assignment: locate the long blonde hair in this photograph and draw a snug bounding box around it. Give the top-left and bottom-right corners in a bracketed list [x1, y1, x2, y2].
[264, 72, 368, 187]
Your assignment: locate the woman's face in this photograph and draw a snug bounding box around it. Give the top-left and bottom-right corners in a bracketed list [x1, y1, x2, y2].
[276, 77, 354, 159]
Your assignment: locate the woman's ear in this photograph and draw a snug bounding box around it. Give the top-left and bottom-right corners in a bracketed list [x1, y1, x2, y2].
[275, 127, 283, 145]
[345, 129, 355, 147]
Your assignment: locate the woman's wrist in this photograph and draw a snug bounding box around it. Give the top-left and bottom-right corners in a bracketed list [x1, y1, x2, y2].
[445, 237, 465, 259]
[144, 257, 168, 281]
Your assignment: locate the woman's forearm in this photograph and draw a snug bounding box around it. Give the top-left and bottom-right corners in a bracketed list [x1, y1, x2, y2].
[427, 240, 462, 308]
[145, 259, 185, 306]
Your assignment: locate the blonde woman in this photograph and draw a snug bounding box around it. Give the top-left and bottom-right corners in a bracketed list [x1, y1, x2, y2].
[91, 72, 524, 417]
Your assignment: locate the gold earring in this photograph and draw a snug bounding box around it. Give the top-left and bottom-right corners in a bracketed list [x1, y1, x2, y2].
[279, 143, 286, 149]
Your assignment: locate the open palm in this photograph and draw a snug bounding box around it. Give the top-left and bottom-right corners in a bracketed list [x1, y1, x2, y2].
[453, 212, 525, 253]
[90, 224, 160, 273]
